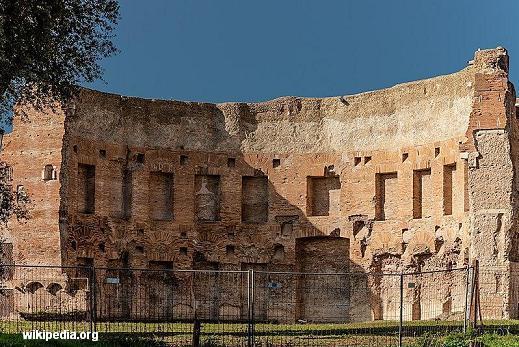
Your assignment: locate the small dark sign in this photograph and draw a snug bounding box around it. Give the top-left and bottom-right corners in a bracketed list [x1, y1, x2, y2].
[267, 282, 281, 289]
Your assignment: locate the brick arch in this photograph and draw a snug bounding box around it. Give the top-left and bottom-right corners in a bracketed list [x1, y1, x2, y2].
[25, 281, 44, 294]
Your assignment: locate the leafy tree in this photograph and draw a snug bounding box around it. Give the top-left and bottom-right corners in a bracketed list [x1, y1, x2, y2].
[0, 0, 119, 122]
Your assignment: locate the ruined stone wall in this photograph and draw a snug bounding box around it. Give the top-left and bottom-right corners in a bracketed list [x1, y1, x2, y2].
[0, 105, 68, 318]
[0, 105, 65, 266]
[55, 61, 478, 322]
[463, 48, 518, 319]
[57, 56, 478, 274]
[508, 103, 519, 319]
[3, 47, 518, 322]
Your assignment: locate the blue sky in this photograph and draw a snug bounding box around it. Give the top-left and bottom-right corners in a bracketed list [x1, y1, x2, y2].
[86, 0, 519, 103]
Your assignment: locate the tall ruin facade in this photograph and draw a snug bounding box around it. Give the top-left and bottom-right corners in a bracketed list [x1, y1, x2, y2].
[1, 47, 519, 321]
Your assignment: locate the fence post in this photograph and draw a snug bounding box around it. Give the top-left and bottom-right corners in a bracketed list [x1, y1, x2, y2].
[471, 260, 480, 329]
[88, 265, 96, 335]
[247, 269, 255, 347]
[463, 264, 470, 333]
[191, 271, 201, 347]
[247, 269, 251, 347]
[399, 272, 403, 347]
[192, 318, 201, 347]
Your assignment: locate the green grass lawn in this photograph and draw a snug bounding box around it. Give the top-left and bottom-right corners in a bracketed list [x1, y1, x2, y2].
[1, 319, 519, 346]
[0, 332, 518, 346]
[0, 333, 169, 346]
[3, 318, 518, 333]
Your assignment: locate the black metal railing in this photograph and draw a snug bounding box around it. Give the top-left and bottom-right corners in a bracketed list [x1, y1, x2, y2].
[0, 263, 516, 346]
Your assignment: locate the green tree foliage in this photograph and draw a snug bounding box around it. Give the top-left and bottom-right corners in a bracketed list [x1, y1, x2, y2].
[0, 0, 119, 122]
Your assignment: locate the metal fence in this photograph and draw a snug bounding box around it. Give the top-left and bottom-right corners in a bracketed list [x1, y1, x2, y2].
[0, 263, 515, 346]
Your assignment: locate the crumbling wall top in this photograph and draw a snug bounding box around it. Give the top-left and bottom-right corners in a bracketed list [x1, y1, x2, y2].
[41, 47, 510, 154]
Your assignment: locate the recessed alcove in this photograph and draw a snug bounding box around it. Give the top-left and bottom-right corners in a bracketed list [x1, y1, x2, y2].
[77, 163, 95, 214]
[149, 172, 174, 220]
[195, 174, 221, 222]
[375, 172, 398, 221]
[306, 176, 341, 216]
[443, 164, 456, 215]
[241, 176, 268, 223]
[413, 169, 432, 219]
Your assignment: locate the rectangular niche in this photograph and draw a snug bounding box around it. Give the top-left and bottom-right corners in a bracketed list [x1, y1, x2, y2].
[375, 172, 398, 221]
[121, 169, 132, 219]
[149, 171, 174, 220]
[306, 176, 341, 216]
[413, 169, 432, 219]
[241, 176, 268, 223]
[0, 242, 13, 265]
[0, 242, 14, 280]
[195, 174, 221, 222]
[77, 163, 95, 214]
[295, 237, 349, 322]
[148, 260, 174, 270]
[443, 164, 456, 215]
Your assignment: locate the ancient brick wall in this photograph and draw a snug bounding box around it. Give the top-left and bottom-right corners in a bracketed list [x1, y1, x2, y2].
[0, 105, 65, 266]
[464, 48, 518, 319]
[2, 47, 518, 322]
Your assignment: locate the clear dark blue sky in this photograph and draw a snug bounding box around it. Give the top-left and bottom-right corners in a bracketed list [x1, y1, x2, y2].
[86, 0, 519, 103]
